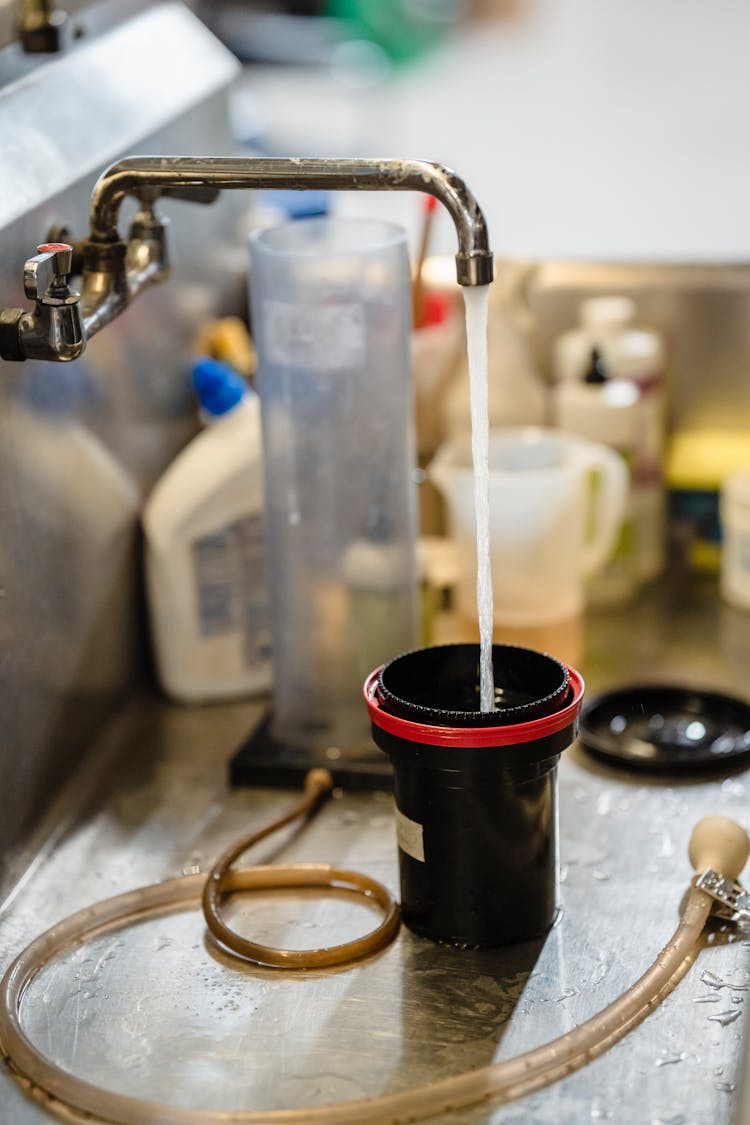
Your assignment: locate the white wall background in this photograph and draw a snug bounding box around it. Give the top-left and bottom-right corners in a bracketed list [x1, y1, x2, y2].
[242, 0, 750, 263]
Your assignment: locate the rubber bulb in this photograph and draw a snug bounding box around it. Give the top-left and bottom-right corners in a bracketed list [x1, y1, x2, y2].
[688, 816, 750, 880]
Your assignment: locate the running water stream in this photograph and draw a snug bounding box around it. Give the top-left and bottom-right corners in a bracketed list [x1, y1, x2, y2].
[462, 285, 495, 711]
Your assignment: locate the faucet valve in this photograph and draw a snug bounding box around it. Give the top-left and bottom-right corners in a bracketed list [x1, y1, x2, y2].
[24, 243, 77, 303]
[12, 242, 86, 362]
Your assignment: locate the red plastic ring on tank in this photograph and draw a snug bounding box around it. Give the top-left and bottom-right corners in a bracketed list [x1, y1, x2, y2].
[364, 666, 584, 747]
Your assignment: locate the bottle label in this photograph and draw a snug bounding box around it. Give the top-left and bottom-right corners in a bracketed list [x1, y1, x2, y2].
[192, 514, 272, 666]
[263, 299, 366, 372]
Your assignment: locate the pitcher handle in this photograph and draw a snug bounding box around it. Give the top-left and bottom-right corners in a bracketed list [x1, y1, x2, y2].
[579, 444, 629, 577]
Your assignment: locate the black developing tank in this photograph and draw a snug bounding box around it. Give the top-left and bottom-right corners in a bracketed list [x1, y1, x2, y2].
[366, 643, 583, 947]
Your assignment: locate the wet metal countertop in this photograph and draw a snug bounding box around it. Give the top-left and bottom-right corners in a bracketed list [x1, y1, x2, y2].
[2, 572, 750, 1124]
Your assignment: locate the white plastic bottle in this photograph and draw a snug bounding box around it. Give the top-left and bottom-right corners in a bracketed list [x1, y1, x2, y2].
[606, 326, 668, 582]
[3, 362, 140, 692]
[143, 358, 272, 703]
[552, 296, 637, 385]
[553, 296, 667, 582]
[552, 348, 641, 607]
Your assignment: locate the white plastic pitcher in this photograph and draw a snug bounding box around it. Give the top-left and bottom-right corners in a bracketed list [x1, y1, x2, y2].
[429, 427, 628, 630]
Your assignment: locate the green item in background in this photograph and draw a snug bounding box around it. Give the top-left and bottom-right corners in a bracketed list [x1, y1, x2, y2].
[325, 0, 465, 64]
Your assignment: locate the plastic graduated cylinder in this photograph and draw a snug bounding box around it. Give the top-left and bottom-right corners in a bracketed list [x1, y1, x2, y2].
[248, 216, 419, 753]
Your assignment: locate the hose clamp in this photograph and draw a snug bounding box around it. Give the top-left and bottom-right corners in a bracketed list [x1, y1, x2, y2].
[696, 868, 750, 920]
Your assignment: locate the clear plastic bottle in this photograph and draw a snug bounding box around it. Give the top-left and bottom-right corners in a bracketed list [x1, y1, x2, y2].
[143, 358, 272, 703]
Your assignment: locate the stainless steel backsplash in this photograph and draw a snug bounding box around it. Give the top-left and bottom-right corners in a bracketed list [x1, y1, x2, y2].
[0, 0, 241, 894]
[527, 261, 750, 430]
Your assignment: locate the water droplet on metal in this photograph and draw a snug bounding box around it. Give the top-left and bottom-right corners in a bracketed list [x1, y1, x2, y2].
[715, 1081, 736, 1093]
[596, 792, 612, 816]
[556, 987, 578, 1003]
[721, 778, 745, 797]
[655, 1051, 687, 1067]
[707, 1009, 742, 1027]
[694, 994, 720, 1004]
[657, 832, 675, 858]
[700, 970, 726, 990]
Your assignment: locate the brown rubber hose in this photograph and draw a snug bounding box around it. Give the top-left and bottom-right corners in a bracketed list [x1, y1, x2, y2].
[201, 768, 400, 968]
[1, 817, 746, 1124]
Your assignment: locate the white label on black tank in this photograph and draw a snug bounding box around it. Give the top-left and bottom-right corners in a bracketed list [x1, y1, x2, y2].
[264, 299, 366, 371]
[395, 806, 425, 863]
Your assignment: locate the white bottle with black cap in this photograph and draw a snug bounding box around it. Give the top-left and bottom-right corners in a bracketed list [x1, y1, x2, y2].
[553, 347, 641, 606]
[143, 358, 272, 703]
[553, 296, 637, 384]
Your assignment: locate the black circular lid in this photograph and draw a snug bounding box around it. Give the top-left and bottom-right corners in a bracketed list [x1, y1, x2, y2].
[579, 684, 750, 774]
[378, 643, 570, 728]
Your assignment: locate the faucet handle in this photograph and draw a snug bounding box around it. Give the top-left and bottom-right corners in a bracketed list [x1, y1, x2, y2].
[24, 242, 75, 302]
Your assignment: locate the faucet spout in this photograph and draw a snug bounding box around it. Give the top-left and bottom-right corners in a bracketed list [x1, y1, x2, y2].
[88, 156, 494, 286]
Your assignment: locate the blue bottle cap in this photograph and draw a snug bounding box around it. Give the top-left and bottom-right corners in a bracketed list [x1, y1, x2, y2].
[258, 188, 330, 220]
[192, 357, 247, 417]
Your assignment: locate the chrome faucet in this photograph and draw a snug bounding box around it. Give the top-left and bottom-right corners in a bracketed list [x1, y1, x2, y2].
[0, 156, 494, 363]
